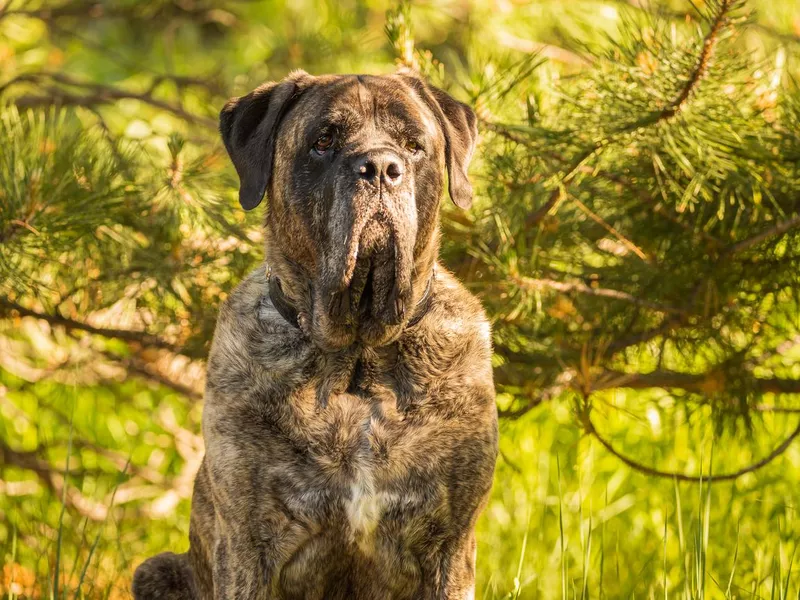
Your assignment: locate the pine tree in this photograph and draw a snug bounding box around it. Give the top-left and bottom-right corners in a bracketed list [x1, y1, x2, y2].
[456, 0, 800, 479]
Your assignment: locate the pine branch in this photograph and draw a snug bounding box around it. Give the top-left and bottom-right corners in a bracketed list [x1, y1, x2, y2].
[496, 365, 800, 421]
[725, 213, 800, 256]
[587, 167, 724, 248]
[544, 0, 738, 168]
[526, 186, 564, 228]
[590, 369, 800, 395]
[605, 272, 715, 353]
[609, 0, 800, 46]
[483, 1, 737, 233]
[511, 275, 687, 315]
[605, 315, 684, 354]
[480, 116, 724, 247]
[657, 0, 734, 120]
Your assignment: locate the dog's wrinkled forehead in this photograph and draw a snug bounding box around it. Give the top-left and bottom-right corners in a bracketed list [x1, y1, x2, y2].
[287, 75, 439, 141]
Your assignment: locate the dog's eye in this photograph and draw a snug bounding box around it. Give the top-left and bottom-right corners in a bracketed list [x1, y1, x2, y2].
[313, 134, 334, 154]
[404, 140, 422, 155]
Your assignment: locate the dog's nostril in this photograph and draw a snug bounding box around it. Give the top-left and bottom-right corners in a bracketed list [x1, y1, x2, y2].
[355, 153, 404, 186]
[385, 162, 402, 181]
[358, 161, 377, 181]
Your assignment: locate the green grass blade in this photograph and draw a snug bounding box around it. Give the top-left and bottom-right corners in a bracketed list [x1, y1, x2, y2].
[726, 521, 740, 598]
[663, 518, 668, 600]
[53, 410, 75, 600]
[558, 455, 567, 600]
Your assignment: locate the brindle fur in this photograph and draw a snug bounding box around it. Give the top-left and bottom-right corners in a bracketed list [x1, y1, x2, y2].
[133, 71, 498, 600]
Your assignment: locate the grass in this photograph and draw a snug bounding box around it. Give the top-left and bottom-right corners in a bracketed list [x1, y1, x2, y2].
[476, 467, 797, 600]
[473, 400, 800, 600]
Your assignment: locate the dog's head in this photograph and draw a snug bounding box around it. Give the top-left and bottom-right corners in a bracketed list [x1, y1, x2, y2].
[220, 71, 478, 350]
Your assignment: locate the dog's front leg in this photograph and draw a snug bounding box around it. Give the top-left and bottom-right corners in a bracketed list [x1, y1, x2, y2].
[211, 513, 309, 599]
[203, 437, 303, 599]
[211, 531, 269, 600]
[418, 531, 479, 600]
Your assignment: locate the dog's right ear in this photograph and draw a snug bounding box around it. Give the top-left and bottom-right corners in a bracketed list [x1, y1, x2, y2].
[220, 71, 310, 210]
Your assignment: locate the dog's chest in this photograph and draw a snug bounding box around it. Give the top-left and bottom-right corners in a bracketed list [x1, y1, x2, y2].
[270, 382, 446, 599]
[264, 346, 448, 544]
[290, 389, 435, 528]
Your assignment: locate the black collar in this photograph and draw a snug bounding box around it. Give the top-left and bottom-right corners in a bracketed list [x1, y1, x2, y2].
[268, 273, 302, 329]
[267, 269, 435, 331]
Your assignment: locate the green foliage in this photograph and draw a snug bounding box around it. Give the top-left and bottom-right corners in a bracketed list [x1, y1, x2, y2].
[0, 0, 799, 598]
[471, 0, 800, 429]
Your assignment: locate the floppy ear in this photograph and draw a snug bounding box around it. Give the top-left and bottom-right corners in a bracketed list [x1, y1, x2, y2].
[219, 71, 309, 210]
[401, 76, 479, 209]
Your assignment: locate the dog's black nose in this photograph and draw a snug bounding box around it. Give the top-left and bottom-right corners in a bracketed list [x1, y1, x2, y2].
[355, 151, 404, 187]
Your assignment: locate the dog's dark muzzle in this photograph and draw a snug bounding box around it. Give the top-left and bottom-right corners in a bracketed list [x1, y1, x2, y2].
[327, 213, 404, 327]
[311, 150, 418, 348]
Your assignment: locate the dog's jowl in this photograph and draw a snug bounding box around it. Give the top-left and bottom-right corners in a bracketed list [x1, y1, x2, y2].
[133, 71, 498, 600]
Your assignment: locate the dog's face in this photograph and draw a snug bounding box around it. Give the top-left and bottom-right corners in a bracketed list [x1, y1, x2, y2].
[220, 71, 477, 349]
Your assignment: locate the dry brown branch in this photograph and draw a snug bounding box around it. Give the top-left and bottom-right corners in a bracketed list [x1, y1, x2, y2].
[147, 406, 204, 517]
[0, 390, 165, 486]
[587, 412, 800, 482]
[0, 0, 237, 26]
[0, 299, 205, 359]
[0, 439, 109, 521]
[100, 349, 204, 401]
[511, 275, 686, 315]
[569, 194, 651, 262]
[2, 72, 217, 128]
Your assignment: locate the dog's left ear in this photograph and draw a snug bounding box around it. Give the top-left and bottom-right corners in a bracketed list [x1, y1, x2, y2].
[220, 70, 310, 210]
[402, 75, 479, 209]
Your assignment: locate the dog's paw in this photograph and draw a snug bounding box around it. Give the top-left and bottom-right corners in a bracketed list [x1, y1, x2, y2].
[132, 552, 196, 600]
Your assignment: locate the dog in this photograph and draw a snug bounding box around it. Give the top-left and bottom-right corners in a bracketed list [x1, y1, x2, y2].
[133, 70, 498, 600]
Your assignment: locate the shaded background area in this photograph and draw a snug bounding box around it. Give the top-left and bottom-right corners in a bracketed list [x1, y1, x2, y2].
[1, 0, 799, 597]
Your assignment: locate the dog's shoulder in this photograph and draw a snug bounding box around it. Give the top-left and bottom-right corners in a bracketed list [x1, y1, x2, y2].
[425, 266, 491, 351]
[206, 265, 312, 400]
[402, 266, 494, 396]
[211, 266, 288, 349]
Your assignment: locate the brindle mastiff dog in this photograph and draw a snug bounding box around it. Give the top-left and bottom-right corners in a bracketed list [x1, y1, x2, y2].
[133, 70, 498, 600]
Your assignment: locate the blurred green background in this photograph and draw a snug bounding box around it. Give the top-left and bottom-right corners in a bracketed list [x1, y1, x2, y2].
[1, 0, 800, 598]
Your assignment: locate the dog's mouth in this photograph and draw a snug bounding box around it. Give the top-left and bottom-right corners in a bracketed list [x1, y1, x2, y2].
[326, 213, 409, 328]
[313, 207, 415, 349]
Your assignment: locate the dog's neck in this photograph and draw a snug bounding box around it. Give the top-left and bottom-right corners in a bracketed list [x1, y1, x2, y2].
[267, 265, 435, 333]
[263, 227, 439, 345]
